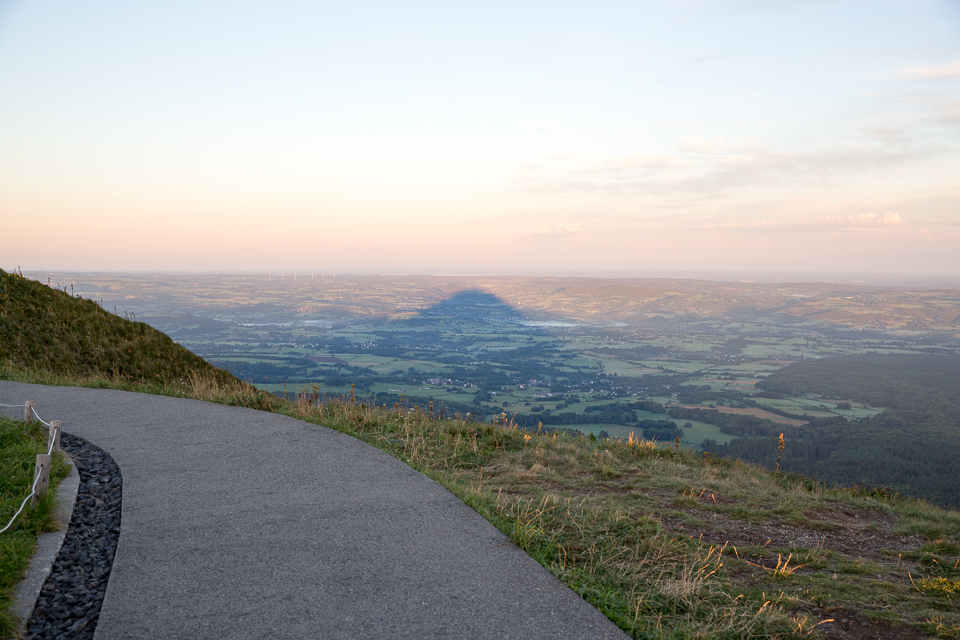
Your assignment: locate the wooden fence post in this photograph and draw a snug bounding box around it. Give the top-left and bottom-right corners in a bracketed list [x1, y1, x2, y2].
[24, 401, 35, 425]
[49, 420, 61, 455]
[31, 454, 50, 507]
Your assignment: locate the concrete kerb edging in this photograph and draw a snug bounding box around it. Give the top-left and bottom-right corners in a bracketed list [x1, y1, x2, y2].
[12, 454, 80, 635]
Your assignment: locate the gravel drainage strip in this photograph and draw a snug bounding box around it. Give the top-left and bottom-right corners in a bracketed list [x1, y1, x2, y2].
[23, 434, 121, 640]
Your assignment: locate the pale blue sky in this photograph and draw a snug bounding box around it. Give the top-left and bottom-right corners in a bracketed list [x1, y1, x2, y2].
[1, 0, 958, 277]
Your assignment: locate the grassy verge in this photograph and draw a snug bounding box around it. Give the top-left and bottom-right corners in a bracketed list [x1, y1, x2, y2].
[0, 365, 279, 412]
[0, 416, 70, 637]
[276, 396, 960, 639]
[3, 368, 959, 638]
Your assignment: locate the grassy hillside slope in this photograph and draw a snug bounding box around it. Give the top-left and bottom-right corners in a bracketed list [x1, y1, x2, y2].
[0, 269, 275, 409]
[0, 269, 238, 385]
[704, 354, 960, 507]
[2, 271, 959, 638]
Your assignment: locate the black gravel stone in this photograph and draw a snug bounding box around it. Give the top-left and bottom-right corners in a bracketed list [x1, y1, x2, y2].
[24, 434, 122, 640]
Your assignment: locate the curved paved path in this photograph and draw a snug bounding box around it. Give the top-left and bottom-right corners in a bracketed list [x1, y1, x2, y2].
[1, 382, 627, 640]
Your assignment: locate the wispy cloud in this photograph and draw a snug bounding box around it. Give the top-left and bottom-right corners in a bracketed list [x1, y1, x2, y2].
[702, 212, 904, 231]
[896, 61, 960, 81]
[924, 98, 960, 128]
[878, 93, 960, 131]
[831, 212, 903, 226]
[573, 154, 692, 175]
[521, 221, 585, 243]
[513, 134, 924, 200]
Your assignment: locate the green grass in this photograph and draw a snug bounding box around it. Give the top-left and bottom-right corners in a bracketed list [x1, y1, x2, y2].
[0, 269, 278, 412]
[0, 365, 279, 413]
[0, 416, 70, 637]
[575, 419, 735, 448]
[0, 269, 239, 388]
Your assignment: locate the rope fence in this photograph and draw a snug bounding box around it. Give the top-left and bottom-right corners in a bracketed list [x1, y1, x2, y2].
[0, 401, 63, 535]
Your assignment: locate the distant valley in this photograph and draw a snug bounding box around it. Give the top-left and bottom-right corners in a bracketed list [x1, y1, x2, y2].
[33, 272, 960, 506]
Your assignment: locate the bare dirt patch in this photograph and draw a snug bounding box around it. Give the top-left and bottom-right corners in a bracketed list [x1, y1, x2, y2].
[802, 606, 927, 640]
[530, 480, 568, 492]
[575, 484, 636, 496]
[656, 506, 921, 562]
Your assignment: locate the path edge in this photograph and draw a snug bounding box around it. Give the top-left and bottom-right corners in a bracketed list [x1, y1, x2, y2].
[12, 455, 79, 635]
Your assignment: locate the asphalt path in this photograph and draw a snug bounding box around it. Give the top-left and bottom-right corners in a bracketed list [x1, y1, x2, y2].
[1, 382, 628, 640]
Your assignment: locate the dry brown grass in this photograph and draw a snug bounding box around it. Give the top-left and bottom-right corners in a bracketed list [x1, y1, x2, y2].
[7, 365, 958, 638]
[0, 365, 278, 412]
[281, 393, 960, 638]
[281, 395, 951, 638]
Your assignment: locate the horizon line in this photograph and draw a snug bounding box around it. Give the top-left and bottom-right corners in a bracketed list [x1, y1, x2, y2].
[17, 268, 960, 290]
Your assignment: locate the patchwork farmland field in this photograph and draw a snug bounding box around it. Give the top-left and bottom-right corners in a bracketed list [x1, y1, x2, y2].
[28, 272, 960, 505]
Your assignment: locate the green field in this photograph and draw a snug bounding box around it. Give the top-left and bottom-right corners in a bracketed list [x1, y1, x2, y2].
[577, 417, 736, 446]
[21, 271, 960, 505]
[31, 272, 956, 427]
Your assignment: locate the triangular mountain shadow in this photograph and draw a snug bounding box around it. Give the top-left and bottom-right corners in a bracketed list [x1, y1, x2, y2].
[410, 290, 528, 324]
